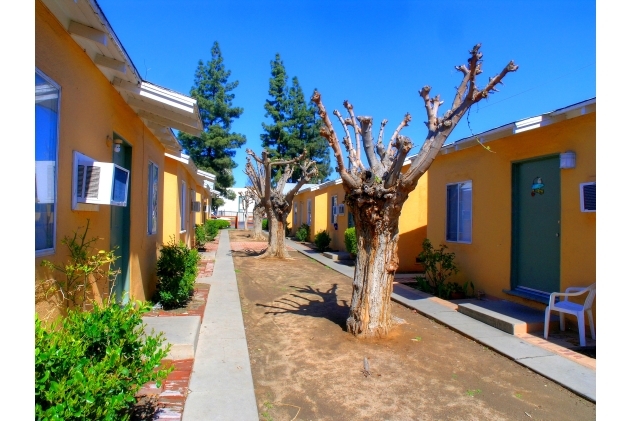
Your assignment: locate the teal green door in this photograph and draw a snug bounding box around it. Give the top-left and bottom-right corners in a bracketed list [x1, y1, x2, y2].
[110, 137, 131, 304]
[512, 156, 560, 294]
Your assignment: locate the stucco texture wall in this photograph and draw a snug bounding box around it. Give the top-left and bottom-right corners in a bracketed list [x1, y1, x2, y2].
[36, 0, 166, 318]
[426, 113, 595, 321]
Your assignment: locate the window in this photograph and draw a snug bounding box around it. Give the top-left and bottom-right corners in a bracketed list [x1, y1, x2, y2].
[147, 162, 158, 234]
[348, 211, 355, 229]
[180, 182, 187, 231]
[331, 195, 338, 224]
[307, 199, 312, 225]
[446, 181, 472, 243]
[35, 69, 60, 254]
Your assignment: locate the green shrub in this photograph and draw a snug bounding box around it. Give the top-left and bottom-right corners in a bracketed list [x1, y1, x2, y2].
[344, 227, 358, 255]
[204, 219, 230, 241]
[195, 224, 207, 248]
[314, 230, 332, 252]
[262, 219, 268, 230]
[203, 219, 231, 242]
[295, 223, 310, 242]
[35, 301, 171, 420]
[414, 239, 459, 299]
[155, 238, 200, 309]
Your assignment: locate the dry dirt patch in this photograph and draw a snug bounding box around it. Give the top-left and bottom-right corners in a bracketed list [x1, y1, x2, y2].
[229, 230, 595, 421]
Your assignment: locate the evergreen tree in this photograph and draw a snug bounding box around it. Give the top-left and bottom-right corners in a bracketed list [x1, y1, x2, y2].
[261, 54, 330, 183]
[179, 41, 246, 202]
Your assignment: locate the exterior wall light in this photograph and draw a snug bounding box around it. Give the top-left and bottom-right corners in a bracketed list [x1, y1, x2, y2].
[560, 151, 576, 169]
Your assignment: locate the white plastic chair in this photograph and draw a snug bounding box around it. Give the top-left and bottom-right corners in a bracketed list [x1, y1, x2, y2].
[544, 283, 596, 347]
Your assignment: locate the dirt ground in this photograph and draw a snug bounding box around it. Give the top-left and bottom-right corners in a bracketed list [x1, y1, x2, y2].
[229, 230, 595, 421]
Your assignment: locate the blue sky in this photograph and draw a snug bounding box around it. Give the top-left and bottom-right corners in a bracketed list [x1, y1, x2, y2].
[97, 0, 595, 187]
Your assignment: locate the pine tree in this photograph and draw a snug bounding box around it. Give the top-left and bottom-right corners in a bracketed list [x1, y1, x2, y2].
[179, 41, 246, 201]
[260, 54, 330, 183]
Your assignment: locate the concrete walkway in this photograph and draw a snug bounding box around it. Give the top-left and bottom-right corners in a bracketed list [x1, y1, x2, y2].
[182, 230, 259, 420]
[285, 238, 596, 403]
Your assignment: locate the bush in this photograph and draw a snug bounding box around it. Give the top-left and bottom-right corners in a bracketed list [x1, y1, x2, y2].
[204, 219, 231, 242]
[344, 227, 357, 255]
[295, 224, 310, 242]
[155, 238, 200, 309]
[262, 219, 268, 230]
[414, 239, 459, 299]
[195, 224, 207, 248]
[35, 301, 171, 420]
[314, 230, 332, 252]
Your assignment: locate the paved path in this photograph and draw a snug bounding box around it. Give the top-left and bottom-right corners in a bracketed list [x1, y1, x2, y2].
[285, 238, 596, 403]
[182, 230, 259, 420]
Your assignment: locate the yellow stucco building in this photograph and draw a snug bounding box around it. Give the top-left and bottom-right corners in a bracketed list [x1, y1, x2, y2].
[35, 0, 215, 319]
[290, 98, 595, 327]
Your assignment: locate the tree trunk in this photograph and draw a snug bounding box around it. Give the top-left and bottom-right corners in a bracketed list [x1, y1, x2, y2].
[251, 205, 266, 240]
[346, 201, 403, 338]
[259, 211, 291, 259]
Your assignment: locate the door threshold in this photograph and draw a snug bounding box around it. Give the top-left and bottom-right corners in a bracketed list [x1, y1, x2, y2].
[503, 287, 550, 305]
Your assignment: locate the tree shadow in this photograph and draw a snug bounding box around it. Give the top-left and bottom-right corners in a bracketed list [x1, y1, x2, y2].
[230, 248, 267, 257]
[256, 283, 349, 330]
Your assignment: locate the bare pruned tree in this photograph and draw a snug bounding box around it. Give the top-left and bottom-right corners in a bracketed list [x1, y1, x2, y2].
[238, 190, 252, 230]
[244, 154, 268, 240]
[311, 44, 518, 338]
[245, 148, 318, 258]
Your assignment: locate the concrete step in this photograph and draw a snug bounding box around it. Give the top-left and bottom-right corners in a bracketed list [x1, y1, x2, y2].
[457, 300, 559, 335]
[142, 315, 201, 360]
[323, 251, 352, 261]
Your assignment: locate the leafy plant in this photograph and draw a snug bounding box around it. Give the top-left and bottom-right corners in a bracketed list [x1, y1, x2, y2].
[414, 239, 459, 299]
[204, 219, 231, 242]
[155, 237, 200, 309]
[344, 227, 357, 255]
[295, 223, 310, 242]
[314, 230, 332, 252]
[262, 218, 269, 230]
[195, 224, 207, 249]
[39, 219, 120, 311]
[35, 300, 172, 420]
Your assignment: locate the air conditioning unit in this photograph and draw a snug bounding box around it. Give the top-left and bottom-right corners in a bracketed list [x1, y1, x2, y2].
[35, 160, 56, 204]
[192, 201, 202, 212]
[579, 182, 595, 212]
[73, 151, 130, 208]
[337, 204, 345, 215]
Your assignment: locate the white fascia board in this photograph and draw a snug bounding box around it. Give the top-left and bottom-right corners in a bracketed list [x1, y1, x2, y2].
[549, 98, 596, 116]
[165, 152, 189, 165]
[198, 170, 216, 181]
[514, 115, 546, 134]
[140, 81, 197, 109]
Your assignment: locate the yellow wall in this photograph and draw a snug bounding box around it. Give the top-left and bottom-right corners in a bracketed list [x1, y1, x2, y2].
[162, 158, 205, 250]
[426, 113, 596, 319]
[397, 168, 428, 273]
[35, 0, 168, 317]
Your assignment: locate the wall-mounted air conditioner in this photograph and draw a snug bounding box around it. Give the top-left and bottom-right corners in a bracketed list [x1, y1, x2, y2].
[579, 182, 595, 212]
[35, 160, 56, 204]
[72, 151, 130, 209]
[337, 204, 345, 216]
[192, 201, 202, 212]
